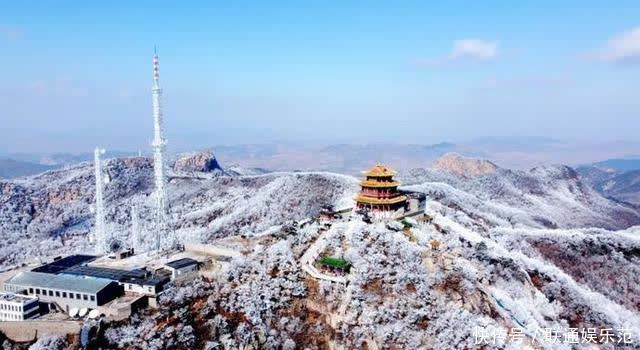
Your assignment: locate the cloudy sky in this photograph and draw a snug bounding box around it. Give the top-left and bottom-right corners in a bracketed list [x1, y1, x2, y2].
[1, 1, 639, 153]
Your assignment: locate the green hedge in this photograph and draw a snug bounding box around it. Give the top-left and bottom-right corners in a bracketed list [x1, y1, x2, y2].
[317, 256, 351, 270]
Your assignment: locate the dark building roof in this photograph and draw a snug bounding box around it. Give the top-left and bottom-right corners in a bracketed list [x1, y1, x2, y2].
[60, 265, 147, 282]
[165, 258, 198, 269]
[32, 255, 97, 274]
[62, 265, 171, 288]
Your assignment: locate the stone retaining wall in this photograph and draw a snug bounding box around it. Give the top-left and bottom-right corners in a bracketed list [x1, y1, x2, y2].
[0, 320, 81, 342]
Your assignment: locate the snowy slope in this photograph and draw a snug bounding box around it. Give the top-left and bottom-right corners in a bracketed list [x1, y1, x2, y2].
[0, 157, 357, 269]
[577, 165, 640, 206]
[2, 155, 640, 349]
[99, 204, 640, 349]
[401, 164, 640, 230]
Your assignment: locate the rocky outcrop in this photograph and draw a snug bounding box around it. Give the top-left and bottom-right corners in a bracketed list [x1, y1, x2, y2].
[174, 151, 224, 173]
[432, 153, 498, 177]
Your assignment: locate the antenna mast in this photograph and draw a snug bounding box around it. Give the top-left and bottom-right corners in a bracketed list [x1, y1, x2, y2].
[151, 50, 171, 251]
[93, 147, 107, 254]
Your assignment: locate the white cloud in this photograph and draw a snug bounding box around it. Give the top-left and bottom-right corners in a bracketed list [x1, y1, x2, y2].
[415, 38, 498, 66]
[595, 27, 640, 65]
[449, 39, 498, 61]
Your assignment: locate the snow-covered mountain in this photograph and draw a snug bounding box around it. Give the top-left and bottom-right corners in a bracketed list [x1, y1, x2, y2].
[2, 153, 640, 349]
[577, 162, 640, 206]
[401, 154, 640, 230]
[0, 156, 357, 269]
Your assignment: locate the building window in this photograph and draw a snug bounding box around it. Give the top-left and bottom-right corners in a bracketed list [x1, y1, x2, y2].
[29, 288, 33, 294]
[62, 292, 67, 298]
[55, 291, 60, 297]
[90, 295, 95, 302]
[83, 295, 88, 301]
[76, 293, 81, 299]
[35, 289, 40, 295]
[48, 290, 53, 297]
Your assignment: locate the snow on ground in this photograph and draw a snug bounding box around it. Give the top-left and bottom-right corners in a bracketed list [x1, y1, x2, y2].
[0, 158, 358, 269]
[1, 157, 640, 349]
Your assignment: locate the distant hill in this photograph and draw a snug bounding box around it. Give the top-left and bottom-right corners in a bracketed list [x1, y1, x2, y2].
[0, 158, 54, 179]
[210, 142, 457, 175]
[4, 151, 138, 167]
[402, 154, 640, 230]
[0, 150, 140, 179]
[577, 158, 640, 205]
[39, 151, 138, 166]
[591, 158, 640, 172]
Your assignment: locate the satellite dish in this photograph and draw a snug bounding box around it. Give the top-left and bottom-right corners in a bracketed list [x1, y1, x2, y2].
[69, 308, 79, 318]
[88, 309, 100, 319]
[79, 308, 88, 317]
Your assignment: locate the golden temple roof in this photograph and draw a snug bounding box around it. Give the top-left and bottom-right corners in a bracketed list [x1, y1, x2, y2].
[363, 164, 396, 177]
[354, 194, 408, 205]
[359, 180, 401, 188]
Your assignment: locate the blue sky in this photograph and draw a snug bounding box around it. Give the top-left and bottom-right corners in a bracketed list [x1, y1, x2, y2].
[1, 1, 639, 153]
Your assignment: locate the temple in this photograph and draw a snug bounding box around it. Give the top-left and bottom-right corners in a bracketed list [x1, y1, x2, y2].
[355, 165, 408, 212]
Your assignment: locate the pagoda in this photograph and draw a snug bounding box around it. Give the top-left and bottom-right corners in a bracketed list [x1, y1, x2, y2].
[355, 165, 408, 212]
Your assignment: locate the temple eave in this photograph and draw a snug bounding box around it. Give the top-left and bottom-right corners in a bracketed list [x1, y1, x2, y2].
[359, 180, 401, 188]
[355, 195, 408, 205]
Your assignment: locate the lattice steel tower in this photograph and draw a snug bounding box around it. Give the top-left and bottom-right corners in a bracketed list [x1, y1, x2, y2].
[150, 49, 171, 251]
[93, 147, 107, 253]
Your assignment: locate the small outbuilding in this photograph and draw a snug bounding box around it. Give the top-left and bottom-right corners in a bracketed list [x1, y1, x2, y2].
[0, 292, 39, 321]
[163, 258, 199, 282]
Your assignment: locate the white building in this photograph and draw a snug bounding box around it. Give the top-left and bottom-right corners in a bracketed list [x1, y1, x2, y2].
[121, 277, 167, 296]
[4, 271, 122, 313]
[0, 292, 39, 321]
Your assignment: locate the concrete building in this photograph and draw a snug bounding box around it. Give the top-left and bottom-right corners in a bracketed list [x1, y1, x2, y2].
[121, 277, 167, 296]
[0, 292, 39, 321]
[164, 258, 199, 282]
[4, 272, 122, 313]
[61, 265, 170, 297]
